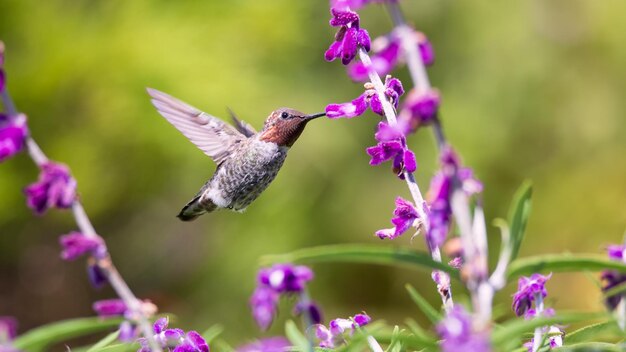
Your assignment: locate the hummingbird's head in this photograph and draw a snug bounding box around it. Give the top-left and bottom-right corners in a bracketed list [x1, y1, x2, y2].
[258, 108, 325, 147]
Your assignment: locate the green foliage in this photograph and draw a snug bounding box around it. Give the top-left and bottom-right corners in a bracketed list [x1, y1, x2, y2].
[507, 181, 533, 261]
[85, 331, 121, 352]
[565, 321, 623, 344]
[285, 320, 311, 352]
[261, 244, 458, 277]
[13, 317, 122, 352]
[405, 284, 442, 324]
[507, 254, 626, 278]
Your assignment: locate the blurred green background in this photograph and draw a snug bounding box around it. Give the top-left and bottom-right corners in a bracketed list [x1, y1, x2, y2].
[1, 0, 625, 346]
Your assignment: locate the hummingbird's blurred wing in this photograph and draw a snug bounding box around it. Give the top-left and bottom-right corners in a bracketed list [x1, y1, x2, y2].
[227, 108, 257, 138]
[147, 88, 245, 164]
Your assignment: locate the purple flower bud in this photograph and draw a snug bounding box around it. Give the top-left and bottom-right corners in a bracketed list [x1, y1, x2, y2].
[523, 326, 563, 351]
[87, 260, 108, 288]
[366, 140, 403, 165]
[601, 244, 626, 310]
[139, 317, 209, 352]
[59, 232, 106, 261]
[512, 273, 551, 317]
[325, 92, 369, 119]
[24, 161, 77, 214]
[258, 264, 313, 293]
[437, 306, 490, 352]
[374, 121, 407, 142]
[0, 316, 17, 340]
[315, 313, 373, 348]
[0, 113, 28, 163]
[250, 286, 279, 330]
[119, 321, 139, 342]
[349, 36, 401, 81]
[370, 76, 404, 115]
[326, 9, 370, 65]
[93, 299, 127, 317]
[293, 301, 323, 325]
[329, 8, 360, 27]
[399, 89, 440, 132]
[417, 33, 435, 66]
[236, 337, 291, 352]
[607, 245, 626, 261]
[352, 313, 371, 327]
[181, 331, 209, 352]
[376, 197, 419, 240]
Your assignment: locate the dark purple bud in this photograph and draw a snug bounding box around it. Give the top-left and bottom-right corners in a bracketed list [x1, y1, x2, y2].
[417, 34, 435, 66]
[607, 245, 626, 261]
[236, 337, 291, 352]
[324, 41, 343, 62]
[59, 232, 107, 261]
[0, 113, 28, 163]
[601, 244, 626, 310]
[400, 89, 440, 132]
[357, 29, 371, 52]
[353, 313, 371, 327]
[24, 161, 77, 214]
[294, 301, 323, 325]
[87, 261, 108, 288]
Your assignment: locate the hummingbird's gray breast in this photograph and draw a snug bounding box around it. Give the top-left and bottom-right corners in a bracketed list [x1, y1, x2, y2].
[203, 138, 288, 211]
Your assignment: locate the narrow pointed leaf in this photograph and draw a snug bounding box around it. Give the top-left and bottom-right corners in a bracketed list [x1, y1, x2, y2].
[507, 254, 626, 278]
[405, 284, 442, 324]
[554, 342, 623, 351]
[261, 245, 458, 278]
[13, 317, 123, 352]
[565, 320, 622, 344]
[86, 330, 120, 352]
[201, 324, 224, 344]
[508, 181, 533, 261]
[285, 320, 310, 352]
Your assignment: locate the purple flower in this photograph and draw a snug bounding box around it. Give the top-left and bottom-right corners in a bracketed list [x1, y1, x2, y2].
[512, 273, 551, 317]
[326, 92, 369, 119]
[366, 120, 416, 176]
[398, 89, 440, 132]
[59, 232, 107, 261]
[250, 286, 279, 331]
[436, 306, 490, 352]
[315, 313, 371, 348]
[138, 317, 209, 352]
[93, 299, 128, 317]
[236, 337, 291, 352]
[376, 197, 419, 240]
[523, 326, 563, 351]
[258, 264, 313, 293]
[370, 76, 404, 115]
[601, 244, 626, 310]
[325, 8, 370, 65]
[0, 113, 28, 163]
[0, 316, 17, 340]
[349, 36, 401, 81]
[448, 257, 463, 269]
[293, 301, 323, 325]
[24, 161, 77, 214]
[416, 32, 435, 66]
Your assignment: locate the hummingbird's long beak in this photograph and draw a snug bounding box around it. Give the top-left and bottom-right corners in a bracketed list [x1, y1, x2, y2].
[303, 112, 326, 120]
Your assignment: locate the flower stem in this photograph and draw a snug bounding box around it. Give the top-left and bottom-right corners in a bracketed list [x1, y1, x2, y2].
[532, 294, 545, 352]
[1, 89, 161, 352]
[357, 47, 453, 312]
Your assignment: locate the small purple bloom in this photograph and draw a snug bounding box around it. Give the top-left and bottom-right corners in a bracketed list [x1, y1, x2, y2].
[0, 316, 17, 340]
[236, 337, 291, 352]
[0, 113, 28, 163]
[349, 35, 401, 82]
[416, 32, 435, 66]
[325, 92, 369, 119]
[366, 140, 403, 165]
[250, 286, 279, 331]
[325, 9, 370, 65]
[258, 264, 313, 293]
[370, 76, 404, 115]
[376, 197, 419, 240]
[315, 313, 371, 348]
[24, 161, 77, 214]
[399, 89, 440, 132]
[512, 273, 552, 317]
[93, 299, 128, 317]
[293, 301, 323, 325]
[448, 257, 463, 269]
[601, 244, 626, 310]
[523, 326, 563, 351]
[436, 306, 490, 352]
[139, 317, 209, 352]
[59, 232, 107, 261]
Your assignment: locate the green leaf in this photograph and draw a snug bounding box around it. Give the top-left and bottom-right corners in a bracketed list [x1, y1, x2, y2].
[13, 317, 122, 352]
[404, 319, 437, 346]
[201, 324, 224, 344]
[285, 320, 311, 352]
[603, 281, 626, 300]
[565, 320, 622, 344]
[492, 312, 606, 347]
[261, 245, 458, 278]
[86, 330, 120, 352]
[507, 254, 626, 278]
[84, 343, 137, 352]
[405, 284, 442, 324]
[554, 342, 624, 351]
[508, 181, 533, 261]
[373, 328, 437, 350]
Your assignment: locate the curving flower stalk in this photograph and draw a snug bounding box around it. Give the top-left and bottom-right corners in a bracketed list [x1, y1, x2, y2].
[0, 42, 161, 352]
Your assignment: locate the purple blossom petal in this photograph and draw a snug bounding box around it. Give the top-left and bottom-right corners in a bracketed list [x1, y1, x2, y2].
[153, 317, 169, 334]
[353, 313, 370, 327]
[403, 148, 417, 173]
[293, 301, 323, 325]
[0, 316, 17, 340]
[401, 89, 441, 130]
[357, 29, 371, 52]
[437, 306, 491, 352]
[329, 8, 360, 27]
[0, 113, 28, 163]
[118, 321, 138, 342]
[236, 337, 291, 352]
[607, 245, 626, 261]
[250, 286, 278, 330]
[87, 261, 108, 288]
[185, 331, 210, 352]
[374, 121, 406, 142]
[24, 161, 77, 214]
[324, 40, 343, 62]
[59, 232, 106, 261]
[366, 140, 403, 165]
[512, 273, 552, 317]
[325, 93, 369, 119]
[418, 36, 435, 66]
[93, 299, 127, 317]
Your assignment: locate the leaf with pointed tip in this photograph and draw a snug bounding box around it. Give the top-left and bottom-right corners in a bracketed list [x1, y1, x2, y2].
[85, 330, 120, 352]
[285, 320, 310, 352]
[201, 324, 224, 344]
[565, 320, 622, 344]
[405, 284, 442, 324]
[508, 181, 533, 261]
[13, 317, 123, 352]
[261, 245, 458, 278]
[507, 254, 626, 279]
[554, 342, 623, 351]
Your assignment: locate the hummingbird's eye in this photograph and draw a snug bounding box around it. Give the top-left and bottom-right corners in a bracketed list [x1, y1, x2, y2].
[280, 111, 289, 119]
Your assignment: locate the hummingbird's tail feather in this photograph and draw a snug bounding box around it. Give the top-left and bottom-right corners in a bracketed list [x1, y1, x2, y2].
[177, 195, 217, 221]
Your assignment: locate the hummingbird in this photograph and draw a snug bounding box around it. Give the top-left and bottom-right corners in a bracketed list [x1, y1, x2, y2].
[147, 88, 325, 221]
